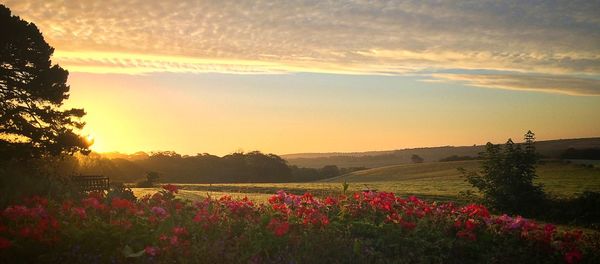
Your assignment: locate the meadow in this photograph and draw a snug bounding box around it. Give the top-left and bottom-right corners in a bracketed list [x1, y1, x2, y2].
[132, 160, 600, 203]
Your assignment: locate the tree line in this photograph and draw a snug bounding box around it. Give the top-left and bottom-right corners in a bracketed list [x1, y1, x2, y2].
[79, 151, 365, 184]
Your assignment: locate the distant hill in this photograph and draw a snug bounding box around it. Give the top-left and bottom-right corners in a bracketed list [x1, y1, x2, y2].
[284, 137, 600, 168]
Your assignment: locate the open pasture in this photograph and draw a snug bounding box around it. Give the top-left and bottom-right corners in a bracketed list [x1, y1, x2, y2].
[133, 160, 600, 202]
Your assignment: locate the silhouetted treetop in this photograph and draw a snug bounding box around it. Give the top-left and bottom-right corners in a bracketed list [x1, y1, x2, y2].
[0, 4, 89, 160]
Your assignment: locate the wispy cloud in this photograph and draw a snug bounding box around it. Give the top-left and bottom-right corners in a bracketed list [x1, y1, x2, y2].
[4, 0, 600, 95]
[430, 74, 600, 96]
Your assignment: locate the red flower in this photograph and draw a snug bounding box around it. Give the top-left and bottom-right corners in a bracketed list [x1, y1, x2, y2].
[163, 184, 179, 194]
[268, 219, 290, 237]
[111, 198, 134, 210]
[465, 219, 476, 230]
[172, 226, 188, 236]
[320, 216, 330, 226]
[61, 200, 73, 213]
[0, 237, 11, 249]
[324, 197, 337, 206]
[454, 220, 462, 228]
[401, 221, 417, 230]
[564, 249, 582, 264]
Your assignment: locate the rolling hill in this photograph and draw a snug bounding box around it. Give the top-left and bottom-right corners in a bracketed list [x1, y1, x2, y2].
[284, 137, 600, 168]
[321, 160, 600, 198]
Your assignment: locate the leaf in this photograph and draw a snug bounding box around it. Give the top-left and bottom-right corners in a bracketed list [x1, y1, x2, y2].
[353, 239, 361, 256]
[342, 180, 349, 194]
[122, 245, 145, 258]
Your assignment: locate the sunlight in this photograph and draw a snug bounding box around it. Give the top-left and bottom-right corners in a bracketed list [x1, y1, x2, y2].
[84, 134, 97, 150]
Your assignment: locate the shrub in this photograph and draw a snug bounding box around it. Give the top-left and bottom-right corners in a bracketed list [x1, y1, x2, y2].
[107, 182, 136, 201]
[136, 171, 160, 188]
[543, 192, 600, 229]
[461, 131, 545, 216]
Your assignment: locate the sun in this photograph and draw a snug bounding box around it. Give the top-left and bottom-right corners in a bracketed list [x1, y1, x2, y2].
[84, 134, 95, 147]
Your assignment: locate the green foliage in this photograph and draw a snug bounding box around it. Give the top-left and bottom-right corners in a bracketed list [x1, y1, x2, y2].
[107, 182, 136, 201]
[542, 191, 600, 228]
[0, 4, 89, 160]
[561, 148, 600, 160]
[136, 171, 160, 188]
[461, 131, 546, 215]
[0, 156, 80, 207]
[342, 180, 349, 194]
[320, 165, 340, 178]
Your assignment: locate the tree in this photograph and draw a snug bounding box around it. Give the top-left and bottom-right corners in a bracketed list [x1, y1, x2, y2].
[410, 154, 424, 163]
[0, 5, 89, 160]
[320, 165, 340, 178]
[461, 130, 545, 215]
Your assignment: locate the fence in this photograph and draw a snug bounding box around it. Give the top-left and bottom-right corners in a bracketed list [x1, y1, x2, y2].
[70, 175, 110, 192]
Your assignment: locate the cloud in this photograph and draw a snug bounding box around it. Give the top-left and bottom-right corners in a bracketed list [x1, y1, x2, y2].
[3, 0, 600, 94]
[430, 73, 600, 96]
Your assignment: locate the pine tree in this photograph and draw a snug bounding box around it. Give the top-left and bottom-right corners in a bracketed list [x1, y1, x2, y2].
[0, 5, 89, 160]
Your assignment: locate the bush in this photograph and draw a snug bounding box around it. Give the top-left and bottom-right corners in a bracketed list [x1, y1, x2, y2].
[461, 131, 545, 216]
[543, 192, 600, 229]
[0, 157, 81, 208]
[136, 171, 160, 188]
[107, 182, 136, 201]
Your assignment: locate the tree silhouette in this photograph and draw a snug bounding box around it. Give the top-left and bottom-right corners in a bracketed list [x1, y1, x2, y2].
[0, 5, 89, 160]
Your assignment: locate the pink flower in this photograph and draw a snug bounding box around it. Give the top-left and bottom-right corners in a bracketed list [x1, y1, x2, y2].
[144, 246, 159, 256]
[2, 206, 22, 220]
[82, 197, 102, 210]
[151, 206, 168, 218]
[172, 227, 188, 236]
[544, 224, 556, 234]
[72, 207, 87, 219]
[170, 235, 179, 246]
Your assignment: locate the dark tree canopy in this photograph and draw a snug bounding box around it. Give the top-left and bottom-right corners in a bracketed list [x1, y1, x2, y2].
[0, 5, 89, 160]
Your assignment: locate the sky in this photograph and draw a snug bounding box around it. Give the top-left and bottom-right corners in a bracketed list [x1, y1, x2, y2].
[4, 0, 600, 155]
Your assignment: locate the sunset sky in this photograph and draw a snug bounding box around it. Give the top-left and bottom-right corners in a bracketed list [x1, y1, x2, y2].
[4, 0, 600, 155]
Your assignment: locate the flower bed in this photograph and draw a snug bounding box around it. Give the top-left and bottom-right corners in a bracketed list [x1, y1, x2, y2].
[0, 185, 598, 263]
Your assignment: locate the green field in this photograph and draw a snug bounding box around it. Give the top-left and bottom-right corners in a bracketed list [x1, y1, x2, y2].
[133, 160, 600, 202]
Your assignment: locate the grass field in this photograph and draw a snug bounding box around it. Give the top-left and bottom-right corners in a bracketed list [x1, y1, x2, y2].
[132, 160, 600, 203]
